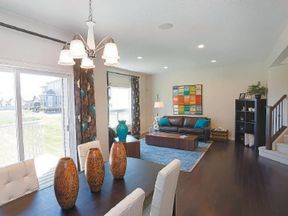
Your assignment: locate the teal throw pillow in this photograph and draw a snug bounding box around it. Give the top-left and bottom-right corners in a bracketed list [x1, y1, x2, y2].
[194, 118, 210, 129]
[158, 117, 170, 126]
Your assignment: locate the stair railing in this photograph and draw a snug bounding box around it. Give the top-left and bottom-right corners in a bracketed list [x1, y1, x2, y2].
[266, 94, 287, 150]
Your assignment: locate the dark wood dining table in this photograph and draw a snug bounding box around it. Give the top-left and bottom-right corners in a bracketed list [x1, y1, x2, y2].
[0, 158, 164, 216]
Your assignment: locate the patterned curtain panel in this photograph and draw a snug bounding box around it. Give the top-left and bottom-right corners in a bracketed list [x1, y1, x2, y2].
[74, 60, 97, 160]
[131, 77, 140, 139]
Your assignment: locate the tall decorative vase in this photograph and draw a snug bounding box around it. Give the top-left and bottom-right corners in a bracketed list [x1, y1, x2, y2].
[116, 120, 128, 141]
[85, 148, 105, 192]
[54, 157, 79, 210]
[109, 142, 127, 179]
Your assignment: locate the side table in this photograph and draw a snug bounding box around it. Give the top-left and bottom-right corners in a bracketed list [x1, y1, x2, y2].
[115, 135, 140, 158]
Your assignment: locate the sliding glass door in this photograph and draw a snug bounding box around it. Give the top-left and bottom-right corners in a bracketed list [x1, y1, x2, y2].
[0, 67, 73, 179]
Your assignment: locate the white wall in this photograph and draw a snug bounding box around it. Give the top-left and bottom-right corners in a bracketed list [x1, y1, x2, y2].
[147, 62, 267, 140]
[267, 65, 288, 105]
[267, 65, 288, 127]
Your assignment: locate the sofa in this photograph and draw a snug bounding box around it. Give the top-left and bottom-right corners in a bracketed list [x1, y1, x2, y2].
[159, 116, 211, 140]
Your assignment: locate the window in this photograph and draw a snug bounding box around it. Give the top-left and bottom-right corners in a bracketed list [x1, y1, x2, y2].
[108, 87, 131, 130]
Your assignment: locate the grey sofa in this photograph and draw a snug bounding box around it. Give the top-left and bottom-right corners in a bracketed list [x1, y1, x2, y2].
[159, 116, 211, 140]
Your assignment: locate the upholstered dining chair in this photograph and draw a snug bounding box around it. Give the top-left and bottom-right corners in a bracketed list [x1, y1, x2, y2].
[77, 140, 102, 172]
[0, 159, 39, 206]
[143, 159, 181, 216]
[104, 188, 145, 216]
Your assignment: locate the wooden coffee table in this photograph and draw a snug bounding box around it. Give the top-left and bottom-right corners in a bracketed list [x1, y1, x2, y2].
[145, 132, 198, 151]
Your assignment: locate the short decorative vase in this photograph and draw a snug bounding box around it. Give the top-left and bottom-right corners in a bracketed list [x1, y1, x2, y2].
[255, 94, 261, 99]
[116, 120, 128, 141]
[85, 148, 105, 192]
[109, 142, 127, 179]
[54, 157, 79, 210]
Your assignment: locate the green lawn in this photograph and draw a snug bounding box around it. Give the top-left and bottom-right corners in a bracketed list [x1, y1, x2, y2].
[0, 110, 64, 166]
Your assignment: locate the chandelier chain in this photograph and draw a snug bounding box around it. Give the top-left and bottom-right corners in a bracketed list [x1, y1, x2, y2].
[88, 0, 93, 21]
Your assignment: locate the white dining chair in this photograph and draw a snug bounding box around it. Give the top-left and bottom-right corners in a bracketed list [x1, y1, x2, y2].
[77, 140, 102, 171]
[143, 159, 181, 216]
[0, 159, 39, 206]
[104, 188, 145, 216]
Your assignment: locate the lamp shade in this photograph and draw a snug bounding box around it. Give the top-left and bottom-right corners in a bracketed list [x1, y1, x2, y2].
[58, 49, 75, 66]
[102, 40, 120, 60]
[69, 39, 87, 59]
[104, 57, 119, 66]
[80, 57, 95, 69]
[154, 101, 164, 108]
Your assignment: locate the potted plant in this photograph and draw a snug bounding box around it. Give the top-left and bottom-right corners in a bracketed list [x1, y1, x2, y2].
[247, 81, 268, 99]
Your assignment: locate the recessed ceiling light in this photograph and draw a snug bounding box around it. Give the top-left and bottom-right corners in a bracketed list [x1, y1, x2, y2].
[158, 23, 173, 30]
[211, 60, 217, 63]
[164, 66, 168, 69]
[137, 56, 143, 59]
[198, 44, 206, 49]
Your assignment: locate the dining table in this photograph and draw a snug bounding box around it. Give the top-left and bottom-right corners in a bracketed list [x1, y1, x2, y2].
[0, 158, 165, 216]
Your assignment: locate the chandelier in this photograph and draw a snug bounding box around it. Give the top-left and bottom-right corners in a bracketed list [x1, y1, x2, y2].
[58, 0, 120, 68]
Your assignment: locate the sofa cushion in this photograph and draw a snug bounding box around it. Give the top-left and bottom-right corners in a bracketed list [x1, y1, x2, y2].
[159, 126, 179, 133]
[183, 117, 198, 128]
[165, 116, 183, 127]
[178, 127, 204, 135]
[158, 117, 170, 126]
[194, 118, 210, 129]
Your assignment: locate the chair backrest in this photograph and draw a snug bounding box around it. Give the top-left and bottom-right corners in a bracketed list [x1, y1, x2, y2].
[150, 159, 181, 216]
[0, 159, 39, 206]
[77, 140, 102, 171]
[104, 188, 145, 216]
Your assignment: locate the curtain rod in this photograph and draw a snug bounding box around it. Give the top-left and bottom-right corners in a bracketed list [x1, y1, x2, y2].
[0, 22, 67, 45]
[107, 71, 139, 78]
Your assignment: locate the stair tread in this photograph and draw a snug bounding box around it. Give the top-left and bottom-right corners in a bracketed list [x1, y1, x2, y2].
[277, 142, 288, 146]
[259, 147, 288, 157]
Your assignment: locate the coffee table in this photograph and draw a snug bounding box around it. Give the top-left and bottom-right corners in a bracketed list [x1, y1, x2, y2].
[145, 132, 198, 151]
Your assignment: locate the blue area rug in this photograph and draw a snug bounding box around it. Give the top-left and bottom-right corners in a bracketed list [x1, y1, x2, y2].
[140, 138, 212, 172]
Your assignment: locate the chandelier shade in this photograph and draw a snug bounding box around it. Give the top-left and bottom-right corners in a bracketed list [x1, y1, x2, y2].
[69, 36, 87, 59]
[102, 39, 120, 60]
[81, 57, 95, 69]
[104, 57, 119, 66]
[58, 44, 75, 65]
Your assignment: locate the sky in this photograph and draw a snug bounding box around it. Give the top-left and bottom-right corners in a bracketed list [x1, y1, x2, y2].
[0, 71, 60, 101]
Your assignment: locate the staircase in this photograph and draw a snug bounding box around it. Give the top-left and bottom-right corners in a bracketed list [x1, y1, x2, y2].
[259, 130, 288, 165]
[259, 94, 288, 165]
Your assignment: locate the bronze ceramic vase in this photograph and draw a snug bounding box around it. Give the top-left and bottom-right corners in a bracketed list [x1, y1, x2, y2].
[109, 142, 127, 179]
[85, 148, 105, 192]
[54, 157, 79, 210]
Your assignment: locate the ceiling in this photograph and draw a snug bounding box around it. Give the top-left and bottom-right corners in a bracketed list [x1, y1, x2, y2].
[1, 0, 288, 74]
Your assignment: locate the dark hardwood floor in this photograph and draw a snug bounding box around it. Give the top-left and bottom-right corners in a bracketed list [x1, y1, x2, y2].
[176, 140, 288, 216]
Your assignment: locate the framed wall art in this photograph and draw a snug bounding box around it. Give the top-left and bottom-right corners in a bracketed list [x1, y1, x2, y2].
[173, 84, 202, 115]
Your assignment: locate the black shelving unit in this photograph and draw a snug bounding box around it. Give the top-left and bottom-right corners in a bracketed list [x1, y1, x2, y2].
[235, 99, 266, 149]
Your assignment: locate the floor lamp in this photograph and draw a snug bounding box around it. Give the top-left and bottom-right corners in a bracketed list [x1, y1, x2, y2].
[153, 94, 164, 130]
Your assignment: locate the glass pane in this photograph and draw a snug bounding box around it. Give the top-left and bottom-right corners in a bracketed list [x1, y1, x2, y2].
[0, 70, 18, 167]
[108, 86, 131, 128]
[20, 73, 66, 189]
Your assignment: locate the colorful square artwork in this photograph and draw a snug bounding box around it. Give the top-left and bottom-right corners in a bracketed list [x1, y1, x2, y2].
[172, 85, 202, 115]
